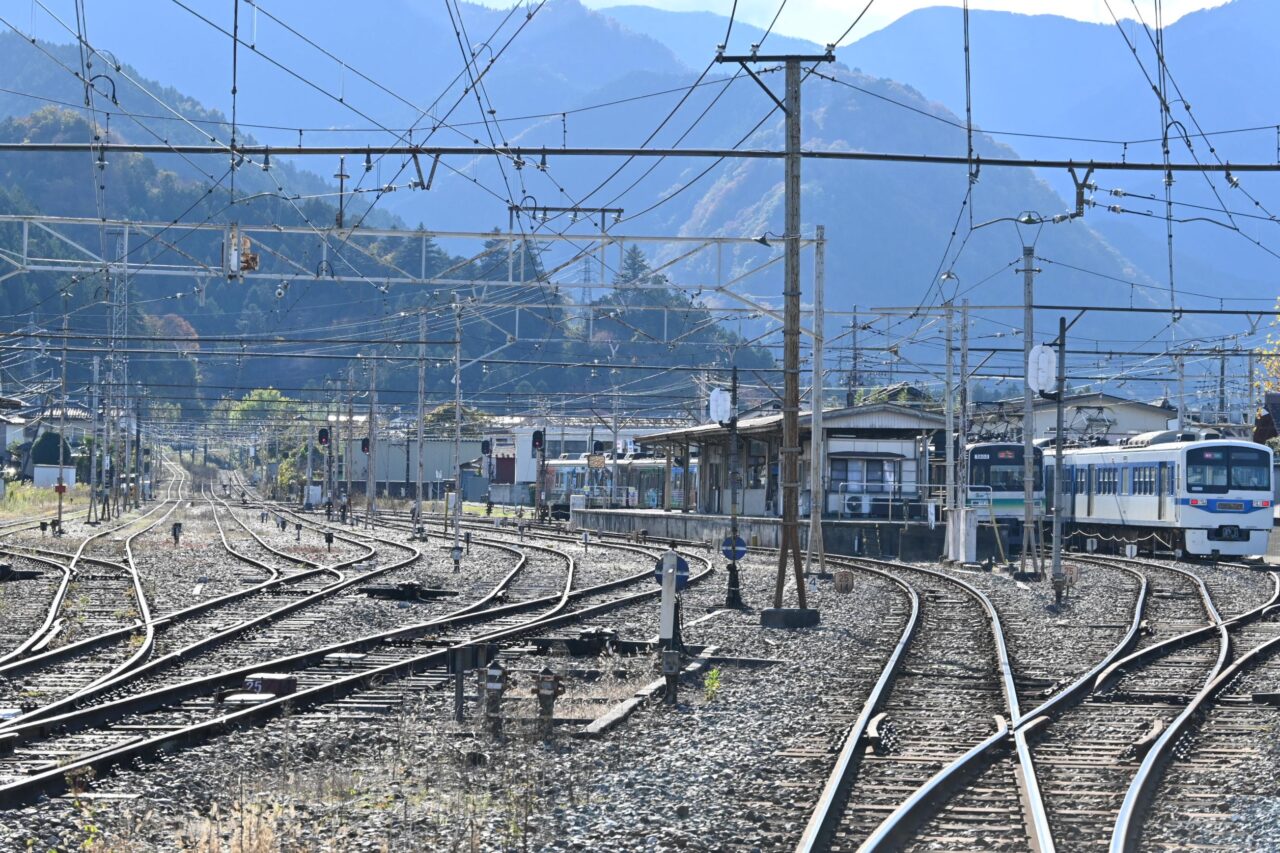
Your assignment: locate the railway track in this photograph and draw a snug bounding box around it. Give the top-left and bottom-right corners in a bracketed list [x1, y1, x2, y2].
[1136, 612, 1280, 850]
[792, 550, 1279, 852]
[0, 461, 188, 715]
[798, 558, 1047, 852]
[0, 484, 712, 806]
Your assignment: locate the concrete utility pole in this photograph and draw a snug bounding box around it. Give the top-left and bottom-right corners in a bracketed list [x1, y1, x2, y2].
[1019, 243, 1039, 574]
[717, 47, 832, 622]
[1176, 355, 1185, 429]
[1052, 316, 1067, 600]
[1217, 347, 1227, 424]
[56, 303, 68, 531]
[944, 300, 955, 559]
[303, 413, 314, 506]
[345, 367, 354, 507]
[958, 299, 970, 552]
[611, 386, 621, 507]
[806, 225, 827, 577]
[725, 365, 744, 608]
[850, 308, 860, 404]
[122, 383, 132, 511]
[89, 356, 99, 524]
[325, 381, 334, 504]
[366, 359, 377, 526]
[134, 386, 143, 506]
[452, 304, 463, 553]
[415, 309, 426, 525]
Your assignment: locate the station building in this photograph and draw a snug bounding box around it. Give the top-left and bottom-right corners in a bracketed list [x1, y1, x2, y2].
[572, 402, 949, 559]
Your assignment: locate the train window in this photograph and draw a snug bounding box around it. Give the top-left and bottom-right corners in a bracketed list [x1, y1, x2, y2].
[1186, 448, 1229, 493]
[970, 446, 1042, 491]
[1229, 448, 1271, 491]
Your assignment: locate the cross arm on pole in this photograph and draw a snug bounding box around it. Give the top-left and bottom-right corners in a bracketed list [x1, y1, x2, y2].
[732, 61, 787, 114]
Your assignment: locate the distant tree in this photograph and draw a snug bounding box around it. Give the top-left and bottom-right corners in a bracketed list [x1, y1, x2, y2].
[230, 388, 296, 423]
[31, 431, 70, 466]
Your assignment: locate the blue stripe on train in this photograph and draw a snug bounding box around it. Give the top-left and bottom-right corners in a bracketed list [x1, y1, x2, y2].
[1175, 497, 1271, 512]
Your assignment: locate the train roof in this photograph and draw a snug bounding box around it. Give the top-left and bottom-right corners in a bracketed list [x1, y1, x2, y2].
[1053, 438, 1270, 459]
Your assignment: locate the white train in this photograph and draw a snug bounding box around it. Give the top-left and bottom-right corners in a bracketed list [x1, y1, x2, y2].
[965, 442, 1044, 522]
[1047, 432, 1274, 557]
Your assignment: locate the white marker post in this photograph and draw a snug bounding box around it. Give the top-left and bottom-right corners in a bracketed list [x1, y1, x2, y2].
[659, 549, 679, 649]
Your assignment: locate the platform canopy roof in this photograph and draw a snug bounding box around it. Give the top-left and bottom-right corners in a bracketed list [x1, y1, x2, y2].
[636, 402, 945, 445]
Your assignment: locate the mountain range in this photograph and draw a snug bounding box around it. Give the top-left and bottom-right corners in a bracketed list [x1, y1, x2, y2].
[1, 0, 1274, 408]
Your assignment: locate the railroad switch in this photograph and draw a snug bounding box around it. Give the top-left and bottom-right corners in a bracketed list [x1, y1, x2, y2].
[171, 522, 183, 546]
[295, 522, 303, 542]
[39, 521, 48, 537]
[1127, 718, 1165, 760]
[533, 667, 565, 738]
[324, 530, 334, 551]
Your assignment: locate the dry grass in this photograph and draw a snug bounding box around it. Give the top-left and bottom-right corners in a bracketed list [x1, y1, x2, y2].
[0, 482, 88, 520]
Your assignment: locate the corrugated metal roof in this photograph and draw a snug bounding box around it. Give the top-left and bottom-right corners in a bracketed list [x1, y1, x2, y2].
[637, 403, 944, 443]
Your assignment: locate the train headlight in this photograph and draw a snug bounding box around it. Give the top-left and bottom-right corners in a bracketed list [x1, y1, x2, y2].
[1259, 500, 1271, 509]
[1189, 498, 1206, 506]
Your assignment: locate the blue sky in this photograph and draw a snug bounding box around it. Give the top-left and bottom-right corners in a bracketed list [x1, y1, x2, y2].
[493, 0, 1233, 44]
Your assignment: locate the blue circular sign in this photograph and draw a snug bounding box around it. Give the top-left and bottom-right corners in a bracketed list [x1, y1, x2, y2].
[653, 553, 691, 590]
[721, 535, 747, 561]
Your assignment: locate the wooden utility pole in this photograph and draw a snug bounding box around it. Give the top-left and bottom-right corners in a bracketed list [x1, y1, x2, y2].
[717, 48, 832, 618]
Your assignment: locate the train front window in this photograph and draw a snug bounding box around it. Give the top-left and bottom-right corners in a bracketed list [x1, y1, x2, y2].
[970, 447, 1042, 491]
[1230, 448, 1270, 491]
[1186, 448, 1228, 492]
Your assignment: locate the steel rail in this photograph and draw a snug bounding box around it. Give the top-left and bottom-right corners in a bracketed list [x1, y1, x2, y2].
[863, 556, 1242, 853]
[0, 531, 710, 806]
[1082, 556, 1252, 693]
[0, 462, 185, 666]
[0, 476, 177, 666]
[793, 562, 920, 853]
[1111, 623, 1280, 852]
[853, 558, 1039, 852]
[86, 457, 191, 693]
[1109, 571, 1280, 852]
[2, 487, 416, 727]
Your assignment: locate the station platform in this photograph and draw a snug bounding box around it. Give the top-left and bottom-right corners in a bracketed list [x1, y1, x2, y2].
[570, 507, 956, 561]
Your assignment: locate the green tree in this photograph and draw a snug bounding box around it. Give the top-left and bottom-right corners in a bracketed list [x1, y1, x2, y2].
[229, 388, 297, 423]
[31, 431, 70, 466]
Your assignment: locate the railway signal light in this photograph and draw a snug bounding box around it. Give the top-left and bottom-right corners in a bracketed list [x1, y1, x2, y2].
[481, 439, 491, 455]
[532, 430, 544, 451]
[593, 440, 605, 453]
[318, 428, 330, 446]
[361, 437, 370, 454]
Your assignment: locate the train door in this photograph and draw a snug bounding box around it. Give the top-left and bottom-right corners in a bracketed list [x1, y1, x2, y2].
[1157, 461, 1168, 520]
[1087, 465, 1095, 516]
